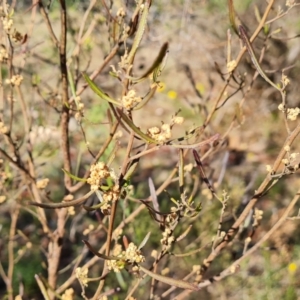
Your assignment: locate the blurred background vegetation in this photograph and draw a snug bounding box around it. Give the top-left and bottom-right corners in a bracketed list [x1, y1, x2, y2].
[1, 0, 300, 299]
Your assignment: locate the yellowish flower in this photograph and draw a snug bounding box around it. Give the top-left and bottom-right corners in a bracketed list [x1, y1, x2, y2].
[288, 262, 297, 275]
[167, 90, 177, 100]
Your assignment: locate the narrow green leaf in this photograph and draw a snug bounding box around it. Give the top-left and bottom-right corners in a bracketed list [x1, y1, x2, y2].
[153, 45, 168, 83]
[83, 201, 105, 211]
[30, 190, 95, 209]
[117, 109, 157, 144]
[139, 265, 199, 291]
[109, 71, 120, 78]
[138, 232, 151, 250]
[8, 8, 14, 18]
[95, 190, 104, 203]
[83, 73, 122, 106]
[239, 25, 279, 91]
[228, 0, 238, 35]
[133, 85, 157, 110]
[130, 42, 169, 83]
[62, 168, 87, 182]
[124, 159, 139, 181]
[254, 5, 261, 23]
[127, 0, 151, 64]
[83, 240, 120, 260]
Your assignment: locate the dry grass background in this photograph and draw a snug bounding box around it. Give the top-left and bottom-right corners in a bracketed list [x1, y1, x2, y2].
[1, 0, 300, 299]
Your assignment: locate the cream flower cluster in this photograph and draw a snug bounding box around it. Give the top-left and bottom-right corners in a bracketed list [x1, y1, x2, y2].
[148, 124, 171, 143]
[278, 103, 300, 121]
[160, 207, 179, 250]
[147, 116, 184, 143]
[75, 267, 88, 287]
[0, 3, 23, 42]
[87, 162, 110, 191]
[287, 107, 300, 121]
[87, 162, 121, 213]
[121, 89, 142, 110]
[107, 243, 145, 273]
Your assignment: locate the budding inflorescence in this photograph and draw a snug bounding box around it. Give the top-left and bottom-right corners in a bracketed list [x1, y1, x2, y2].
[0, 3, 23, 42]
[278, 103, 300, 121]
[107, 242, 145, 273]
[160, 206, 181, 251]
[287, 107, 300, 121]
[147, 114, 185, 143]
[86, 162, 121, 213]
[121, 89, 142, 110]
[281, 145, 300, 172]
[100, 184, 120, 212]
[87, 162, 110, 191]
[75, 267, 88, 287]
[74, 96, 85, 121]
[6, 74, 23, 86]
[148, 123, 171, 143]
[253, 208, 263, 227]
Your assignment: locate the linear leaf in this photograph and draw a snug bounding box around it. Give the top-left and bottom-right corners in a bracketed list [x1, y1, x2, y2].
[127, 0, 151, 64]
[138, 232, 151, 250]
[83, 73, 122, 106]
[228, 0, 238, 35]
[30, 190, 94, 209]
[139, 265, 199, 291]
[133, 85, 157, 110]
[239, 25, 279, 90]
[130, 42, 169, 83]
[83, 240, 120, 260]
[117, 109, 157, 144]
[148, 177, 161, 221]
[62, 168, 87, 182]
[193, 149, 216, 195]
